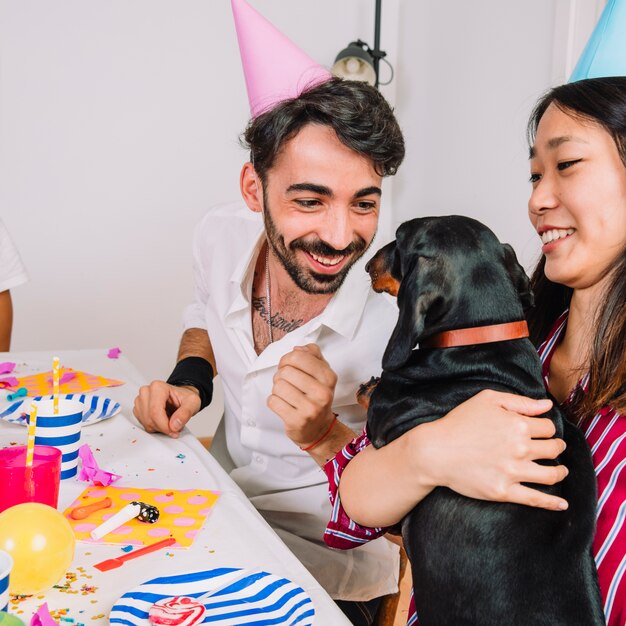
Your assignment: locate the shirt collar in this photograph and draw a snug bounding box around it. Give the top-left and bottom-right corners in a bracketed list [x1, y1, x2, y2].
[226, 223, 265, 319]
[537, 308, 591, 402]
[538, 309, 569, 373]
[318, 253, 372, 340]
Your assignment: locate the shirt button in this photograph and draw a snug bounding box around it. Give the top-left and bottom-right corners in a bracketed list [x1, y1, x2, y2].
[247, 419, 256, 427]
[254, 455, 263, 463]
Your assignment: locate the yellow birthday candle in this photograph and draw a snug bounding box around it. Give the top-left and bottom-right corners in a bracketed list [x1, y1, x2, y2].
[52, 356, 60, 414]
[25, 402, 37, 467]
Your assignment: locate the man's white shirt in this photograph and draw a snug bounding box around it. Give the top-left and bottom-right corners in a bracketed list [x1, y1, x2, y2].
[183, 201, 399, 601]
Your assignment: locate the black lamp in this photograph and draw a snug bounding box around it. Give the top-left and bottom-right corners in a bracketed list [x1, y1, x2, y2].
[331, 0, 390, 88]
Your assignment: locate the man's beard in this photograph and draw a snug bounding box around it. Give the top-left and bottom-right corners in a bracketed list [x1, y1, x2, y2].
[262, 192, 373, 295]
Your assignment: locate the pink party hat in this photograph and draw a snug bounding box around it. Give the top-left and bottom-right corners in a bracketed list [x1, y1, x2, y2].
[232, 0, 332, 117]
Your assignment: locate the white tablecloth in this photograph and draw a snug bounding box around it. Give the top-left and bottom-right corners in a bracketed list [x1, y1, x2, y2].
[0, 349, 350, 625]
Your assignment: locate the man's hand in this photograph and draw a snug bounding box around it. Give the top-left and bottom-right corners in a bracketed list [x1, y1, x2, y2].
[268, 344, 338, 448]
[133, 381, 201, 438]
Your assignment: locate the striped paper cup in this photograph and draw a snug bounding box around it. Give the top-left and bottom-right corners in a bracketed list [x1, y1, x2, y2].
[33, 399, 84, 480]
[0, 550, 12, 611]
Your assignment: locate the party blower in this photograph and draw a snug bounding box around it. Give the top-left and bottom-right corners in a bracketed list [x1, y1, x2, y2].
[90, 501, 160, 540]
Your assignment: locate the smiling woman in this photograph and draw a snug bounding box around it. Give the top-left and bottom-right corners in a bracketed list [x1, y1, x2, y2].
[323, 77, 626, 626]
[526, 77, 626, 420]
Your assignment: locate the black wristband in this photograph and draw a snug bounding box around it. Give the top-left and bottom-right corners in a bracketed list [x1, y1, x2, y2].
[166, 357, 214, 411]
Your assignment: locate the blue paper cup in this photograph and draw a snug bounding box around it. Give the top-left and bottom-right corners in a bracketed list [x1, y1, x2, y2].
[0, 550, 12, 611]
[33, 399, 84, 480]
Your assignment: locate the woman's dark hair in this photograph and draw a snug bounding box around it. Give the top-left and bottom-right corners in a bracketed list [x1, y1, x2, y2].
[527, 77, 626, 421]
[241, 77, 405, 184]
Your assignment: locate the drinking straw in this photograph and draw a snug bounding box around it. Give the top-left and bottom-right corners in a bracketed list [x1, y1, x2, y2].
[25, 402, 37, 467]
[53, 356, 60, 414]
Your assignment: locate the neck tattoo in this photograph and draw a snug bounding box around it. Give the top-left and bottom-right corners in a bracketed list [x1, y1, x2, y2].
[265, 245, 273, 344]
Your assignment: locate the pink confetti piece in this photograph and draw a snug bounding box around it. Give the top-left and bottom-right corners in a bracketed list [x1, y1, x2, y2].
[107, 347, 122, 359]
[78, 444, 122, 486]
[30, 603, 59, 626]
[0, 377, 19, 389]
[0, 361, 15, 375]
[45, 371, 76, 385]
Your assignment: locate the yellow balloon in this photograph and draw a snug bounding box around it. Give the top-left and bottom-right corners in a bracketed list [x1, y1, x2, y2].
[0, 503, 75, 594]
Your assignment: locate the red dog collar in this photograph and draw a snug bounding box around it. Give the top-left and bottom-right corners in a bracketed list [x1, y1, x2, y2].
[421, 320, 529, 349]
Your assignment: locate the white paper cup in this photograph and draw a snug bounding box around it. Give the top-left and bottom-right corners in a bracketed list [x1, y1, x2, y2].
[33, 399, 84, 479]
[0, 550, 12, 611]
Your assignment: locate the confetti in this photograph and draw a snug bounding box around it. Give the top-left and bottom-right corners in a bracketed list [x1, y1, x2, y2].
[78, 444, 122, 486]
[33, 603, 66, 625]
[107, 347, 122, 359]
[46, 372, 77, 385]
[0, 361, 16, 375]
[4, 383, 24, 396]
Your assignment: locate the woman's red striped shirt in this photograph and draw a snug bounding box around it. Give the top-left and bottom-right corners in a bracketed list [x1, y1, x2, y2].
[324, 310, 625, 625]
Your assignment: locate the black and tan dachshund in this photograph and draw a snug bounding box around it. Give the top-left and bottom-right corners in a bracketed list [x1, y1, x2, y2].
[361, 216, 604, 625]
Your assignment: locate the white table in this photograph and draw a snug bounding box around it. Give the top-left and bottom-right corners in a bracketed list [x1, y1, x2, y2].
[0, 350, 350, 625]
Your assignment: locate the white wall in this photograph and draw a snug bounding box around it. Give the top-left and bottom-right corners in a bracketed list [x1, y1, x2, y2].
[393, 0, 558, 268]
[0, 1, 601, 435]
[0, 0, 380, 380]
[391, 0, 601, 270]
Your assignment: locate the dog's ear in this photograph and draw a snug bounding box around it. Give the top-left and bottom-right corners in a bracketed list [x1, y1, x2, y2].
[382, 259, 440, 371]
[501, 243, 534, 310]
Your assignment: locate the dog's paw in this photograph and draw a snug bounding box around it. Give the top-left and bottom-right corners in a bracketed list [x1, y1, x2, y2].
[356, 376, 381, 409]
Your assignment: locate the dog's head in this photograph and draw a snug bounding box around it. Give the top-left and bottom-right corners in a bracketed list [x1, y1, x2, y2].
[366, 216, 534, 370]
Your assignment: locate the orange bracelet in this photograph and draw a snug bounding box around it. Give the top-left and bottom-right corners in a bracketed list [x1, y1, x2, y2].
[300, 415, 338, 452]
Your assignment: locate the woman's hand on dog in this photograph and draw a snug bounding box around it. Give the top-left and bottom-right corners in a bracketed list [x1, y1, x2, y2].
[418, 390, 569, 510]
[339, 390, 568, 528]
[268, 343, 357, 465]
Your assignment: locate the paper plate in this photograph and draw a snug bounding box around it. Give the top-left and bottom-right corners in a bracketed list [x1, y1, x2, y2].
[0, 393, 121, 426]
[109, 568, 315, 625]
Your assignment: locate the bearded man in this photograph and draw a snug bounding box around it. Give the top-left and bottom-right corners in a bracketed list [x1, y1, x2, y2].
[133, 5, 405, 624]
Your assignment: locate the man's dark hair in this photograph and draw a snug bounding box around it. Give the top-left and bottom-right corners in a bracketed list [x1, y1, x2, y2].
[242, 77, 405, 184]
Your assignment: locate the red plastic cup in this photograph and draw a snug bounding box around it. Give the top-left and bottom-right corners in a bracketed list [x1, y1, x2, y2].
[0, 445, 62, 513]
